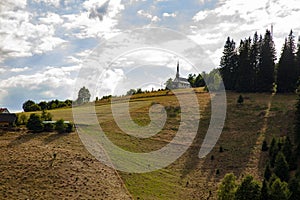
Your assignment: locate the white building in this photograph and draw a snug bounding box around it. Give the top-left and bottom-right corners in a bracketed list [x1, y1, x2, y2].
[173, 61, 190, 89]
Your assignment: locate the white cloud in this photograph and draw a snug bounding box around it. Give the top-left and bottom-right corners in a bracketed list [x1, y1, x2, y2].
[39, 12, 64, 24]
[31, 0, 60, 7]
[137, 9, 161, 22]
[189, 0, 300, 66]
[163, 12, 176, 18]
[0, 1, 66, 63]
[10, 67, 29, 73]
[62, 0, 124, 39]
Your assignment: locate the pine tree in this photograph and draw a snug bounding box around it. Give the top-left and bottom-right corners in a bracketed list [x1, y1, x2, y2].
[288, 177, 300, 200]
[217, 173, 237, 200]
[274, 151, 289, 182]
[269, 178, 291, 200]
[295, 95, 300, 154]
[257, 30, 276, 92]
[277, 30, 297, 93]
[249, 32, 261, 92]
[260, 179, 269, 200]
[264, 163, 272, 181]
[234, 175, 261, 200]
[296, 36, 300, 89]
[236, 38, 253, 92]
[220, 37, 239, 90]
[282, 137, 292, 166]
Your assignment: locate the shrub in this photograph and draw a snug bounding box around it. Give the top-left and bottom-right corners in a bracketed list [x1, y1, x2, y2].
[262, 140, 269, 151]
[26, 114, 44, 133]
[55, 119, 67, 134]
[44, 123, 54, 132]
[237, 95, 244, 105]
[66, 122, 75, 133]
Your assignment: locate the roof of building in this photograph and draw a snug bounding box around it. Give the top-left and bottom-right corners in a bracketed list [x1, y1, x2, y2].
[0, 108, 9, 113]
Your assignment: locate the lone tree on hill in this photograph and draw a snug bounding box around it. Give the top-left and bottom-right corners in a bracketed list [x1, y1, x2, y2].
[76, 86, 91, 104]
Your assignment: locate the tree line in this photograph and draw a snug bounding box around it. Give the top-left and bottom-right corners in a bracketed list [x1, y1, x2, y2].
[22, 86, 91, 112]
[220, 29, 300, 93]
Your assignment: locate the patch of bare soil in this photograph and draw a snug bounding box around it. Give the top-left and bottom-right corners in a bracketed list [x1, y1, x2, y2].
[0, 128, 131, 199]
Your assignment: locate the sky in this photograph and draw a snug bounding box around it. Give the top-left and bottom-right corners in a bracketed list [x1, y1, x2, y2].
[0, 0, 300, 112]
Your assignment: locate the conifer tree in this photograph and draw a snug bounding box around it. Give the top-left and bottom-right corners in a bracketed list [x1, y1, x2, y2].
[249, 32, 261, 92]
[257, 30, 276, 92]
[234, 175, 261, 200]
[277, 30, 297, 93]
[274, 151, 289, 182]
[217, 173, 237, 200]
[260, 179, 269, 200]
[236, 38, 252, 92]
[220, 37, 239, 90]
[269, 178, 291, 200]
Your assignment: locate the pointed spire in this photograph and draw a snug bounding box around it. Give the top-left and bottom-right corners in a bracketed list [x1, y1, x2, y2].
[176, 61, 179, 78]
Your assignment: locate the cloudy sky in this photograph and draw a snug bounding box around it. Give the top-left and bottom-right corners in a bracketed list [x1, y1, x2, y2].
[1, 0, 300, 112]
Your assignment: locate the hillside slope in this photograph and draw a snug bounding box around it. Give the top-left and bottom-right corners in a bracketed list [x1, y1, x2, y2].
[5, 90, 297, 199]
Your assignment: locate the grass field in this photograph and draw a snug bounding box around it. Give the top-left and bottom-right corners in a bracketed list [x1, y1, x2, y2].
[2, 88, 298, 199]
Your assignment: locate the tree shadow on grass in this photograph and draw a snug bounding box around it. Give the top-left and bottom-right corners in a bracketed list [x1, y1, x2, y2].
[8, 131, 49, 147]
[43, 132, 71, 145]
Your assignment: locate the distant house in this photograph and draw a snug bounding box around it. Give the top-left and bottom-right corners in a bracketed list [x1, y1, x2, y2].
[0, 108, 10, 113]
[173, 61, 191, 89]
[0, 108, 16, 127]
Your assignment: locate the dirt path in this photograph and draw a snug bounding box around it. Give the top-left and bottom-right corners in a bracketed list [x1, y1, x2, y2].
[241, 93, 275, 180]
[0, 129, 132, 199]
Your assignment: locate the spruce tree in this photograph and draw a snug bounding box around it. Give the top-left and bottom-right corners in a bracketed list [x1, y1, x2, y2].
[260, 179, 269, 200]
[288, 177, 300, 200]
[257, 30, 276, 92]
[250, 32, 261, 92]
[277, 30, 297, 93]
[264, 163, 272, 181]
[234, 175, 261, 200]
[220, 37, 239, 90]
[274, 151, 289, 182]
[236, 38, 252, 92]
[269, 178, 291, 200]
[217, 173, 237, 200]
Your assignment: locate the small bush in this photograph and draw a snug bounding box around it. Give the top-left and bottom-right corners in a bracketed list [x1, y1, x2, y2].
[55, 119, 67, 134]
[44, 123, 54, 132]
[237, 95, 244, 105]
[216, 169, 220, 175]
[26, 114, 44, 133]
[211, 155, 214, 160]
[262, 140, 269, 151]
[219, 146, 224, 153]
[66, 122, 75, 133]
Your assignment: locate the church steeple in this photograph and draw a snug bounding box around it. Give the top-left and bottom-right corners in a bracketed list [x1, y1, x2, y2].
[176, 61, 179, 78]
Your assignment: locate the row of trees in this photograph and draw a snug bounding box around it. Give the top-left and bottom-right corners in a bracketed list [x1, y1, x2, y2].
[220, 30, 300, 93]
[21, 111, 74, 133]
[22, 86, 92, 112]
[22, 99, 72, 112]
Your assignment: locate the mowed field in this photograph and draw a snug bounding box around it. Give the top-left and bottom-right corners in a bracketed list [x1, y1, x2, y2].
[0, 88, 297, 199]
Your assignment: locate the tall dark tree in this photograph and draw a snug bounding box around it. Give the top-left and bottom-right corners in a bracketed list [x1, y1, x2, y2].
[235, 38, 252, 92]
[277, 30, 297, 93]
[257, 30, 276, 92]
[296, 36, 300, 89]
[260, 179, 269, 200]
[234, 175, 261, 200]
[295, 94, 300, 154]
[220, 37, 239, 90]
[274, 151, 289, 182]
[249, 32, 261, 92]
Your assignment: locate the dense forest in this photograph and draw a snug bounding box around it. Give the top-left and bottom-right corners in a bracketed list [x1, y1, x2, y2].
[219, 29, 300, 93]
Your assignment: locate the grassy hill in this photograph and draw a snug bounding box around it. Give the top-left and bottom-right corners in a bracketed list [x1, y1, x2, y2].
[2, 88, 297, 199]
